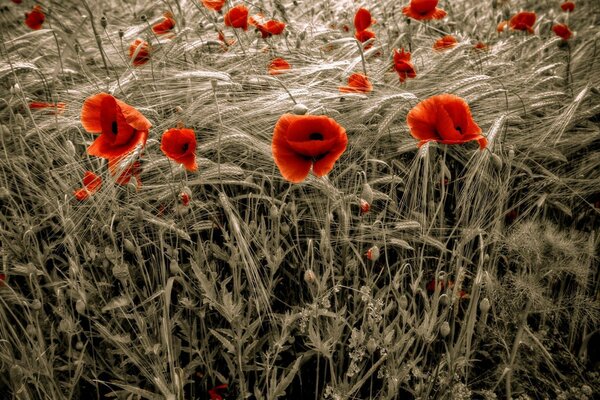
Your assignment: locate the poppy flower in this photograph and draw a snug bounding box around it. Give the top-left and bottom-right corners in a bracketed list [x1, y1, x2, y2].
[108, 158, 142, 187]
[268, 58, 291, 75]
[509, 11, 536, 34]
[272, 114, 347, 183]
[402, 0, 446, 21]
[433, 35, 458, 50]
[208, 384, 228, 400]
[249, 15, 286, 38]
[393, 48, 417, 82]
[497, 21, 508, 33]
[360, 199, 370, 214]
[426, 278, 467, 299]
[224, 4, 249, 30]
[12, 0, 23, 4]
[560, 2, 575, 12]
[355, 29, 376, 46]
[552, 23, 572, 40]
[81, 93, 152, 159]
[160, 128, 197, 171]
[339, 73, 373, 93]
[25, 5, 45, 30]
[180, 191, 191, 206]
[74, 171, 102, 201]
[473, 41, 488, 51]
[354, 7, 373, 32]
[202, 0, 225, 12]
[152, 11, 175, 35]
[29, 101, 66, 114]
[406, 94, 487, 149]
[129, 38, 151, 66]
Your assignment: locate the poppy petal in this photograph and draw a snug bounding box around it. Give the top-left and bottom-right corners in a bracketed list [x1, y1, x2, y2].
[115, 99, 152, 131]
[312, 136, 348, 177]
[354, 8, 372, 32]
[87, 129, 148, 159]
[81, 93, 114, 134]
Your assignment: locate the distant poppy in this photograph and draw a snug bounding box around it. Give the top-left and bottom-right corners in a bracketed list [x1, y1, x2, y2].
[355, 29, 376, 46]
[365, 245, 380, 261]
[152, 11, 175, 35]
[339, 73, 373, 93]
[202, 0, 225, 12]
[268, 58, 291, 75]
[224, 4, 249, 30]
[341, 24, 350, 32]
[160, 128, 197, 171]
[402, 0, 446, 21]
[29, 101, 66, 114]
[74, 171, 102, 201]
[272, 114, 347, 183]
[108, 158, 142, 187]
[129, 38, 151, 66]
[393, 48, 416, 82]
[354, 7, 373, 32]
[81, 93, 152, 159]
[560, 1, 575, 12]
[406, 94, 487, 149]
[473, 41, 488, 51]
[426, 278, 467, 299]
[11, 0, 23, 4]
[433, 35, 457, 50]
[208, 384, 228, 400]
[497, 20, 508, 33]
[509, 11, 536, 34]
[359, 199, 370, 214]
[552, 23, 572, 40]
[25, 5, 45, 30]
[249, 15, 285, 38]
[0, 273, 5, 286]
[180, 191, 191, 206]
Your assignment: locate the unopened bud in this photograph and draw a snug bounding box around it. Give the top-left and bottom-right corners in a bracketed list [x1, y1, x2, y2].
[359, 199, 370, 214]
[365, 245, 380, 261]
[480, 297, 490, 314]
[398, 294, 408, 310]
[292, 103, 308, 115]
[123, 239, 136, 254]
[366, 338, 377, 354]
[119, 29, 124, 38]
[140, 14, 147, 22]
[490, 153, 503, 171]
[440, 321, 450, 337]
[304, 269, 316, 284]
[100, 16, 107, 28]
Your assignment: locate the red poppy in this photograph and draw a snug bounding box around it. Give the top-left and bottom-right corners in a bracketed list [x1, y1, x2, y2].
[74, 171, 102, 201]
[81, 93, 152, 159]
[180, 191, 191, 206]
[208, 384, 228, 400]
[25, 5, 45, 30]
[426, 279, 467, 299]
[552, 23, 572, 40]
[202, 0, 225, 12]
[393, 48, 416, 82]
[433, 35, 458, 50]
[272, 114, 347, 183]
[268, 58, 291, 75]
[224, 4, 249, 30]
[509, 11, 536, 34]
[160, 128, 197, 171]
[473, 41, 488, 51]
[249, 15, 286, 38]
[497, 21, 508, 33]
[11, 0, 23, 4]
[218, 31, 236, 47]
[29, 101, 66, 114]
[560, 1, 575, 12]
[339, 73, 373, 93]
[129, 38, 151, 66]
[152, 11, 175, 35]
[406, 94, 487, 149]
[355, 29, 376, 46]
[354, 7, 373, 32]
[402, 0, 446, 21]
[108, 158, 142, 187]
[360, 199, 370, 214]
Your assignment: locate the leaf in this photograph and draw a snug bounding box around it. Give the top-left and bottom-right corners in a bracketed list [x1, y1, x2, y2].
[210, 329, 235, 354]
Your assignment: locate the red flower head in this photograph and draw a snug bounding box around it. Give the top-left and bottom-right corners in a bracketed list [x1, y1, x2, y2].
[249, 15, 286, 38]
[224, 4, 249, 30]
[208, 384, 229, 400]
[129, 38, 151, 66]
[25, 5, 45, 30]
[81, 93, 152, 159]
[74, 171, 102, 201]
[433, 35, 458, 50]
[393, 48, 417, 82]
[497, 21, 508, 33]
[552, 23, 572, 40]
[560, 2, 575, 12]
[0, 273, 5, 286]
[272, 114, 347, 183]
[339, 73, 373, 93]
[509, 11, 536, 34]
[406, 94, 487, 149]
[473, 41, 488, 51]
[354, 7, 373, 32]
[29, 101, 66, 114]
[202, 0, 226, 12]
[355, 29, 376, 47]
[12, 0, 23, 4]
[160, 128, 197, 171]
[402, 0, 446, 21]
[268, 58, 291, 75]
[152, 11, 176, 35]
[108, 158, 142, 187]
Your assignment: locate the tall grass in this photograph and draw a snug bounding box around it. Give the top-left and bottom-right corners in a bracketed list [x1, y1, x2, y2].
[0, 0, 599, 399]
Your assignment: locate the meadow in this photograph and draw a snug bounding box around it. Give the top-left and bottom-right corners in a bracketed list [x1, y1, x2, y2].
[0, 0, 599, 399]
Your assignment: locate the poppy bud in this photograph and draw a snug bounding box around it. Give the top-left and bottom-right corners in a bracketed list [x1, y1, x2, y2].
[398, 294, 408, 310]
[26, 325, 36, 336]
[65, 139, 76, 157]
[490, 153, 502, 170]
[180, 188, 191, 206]
[480, 297, 490, 314]
[361, 182, 373, 203]
[440, 321, 450, 337]
[292, 103, 308, 115]
[100, 16, 107, 28]
[170, 260, 182, 275]
[304, 269, 316, 284]
[15, 113, 25, 128]
[75, 341, 84, 350]
[359, 198, 370, 214]
[0, 187, 10, 200]
[439, 293, 449, 305]
[76, 299, 86, 314]
[10, 83, 20, 94]
[140, 14, 147, 22]
[0, 124, 9, 138]
[119, 29, 124, 38]
[366, 338, 377, 354]
[280, 222, 290, 235]
[366, 245, 380, 261]
[30, 299, 42, 310]
[508, 146, 515, 161]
